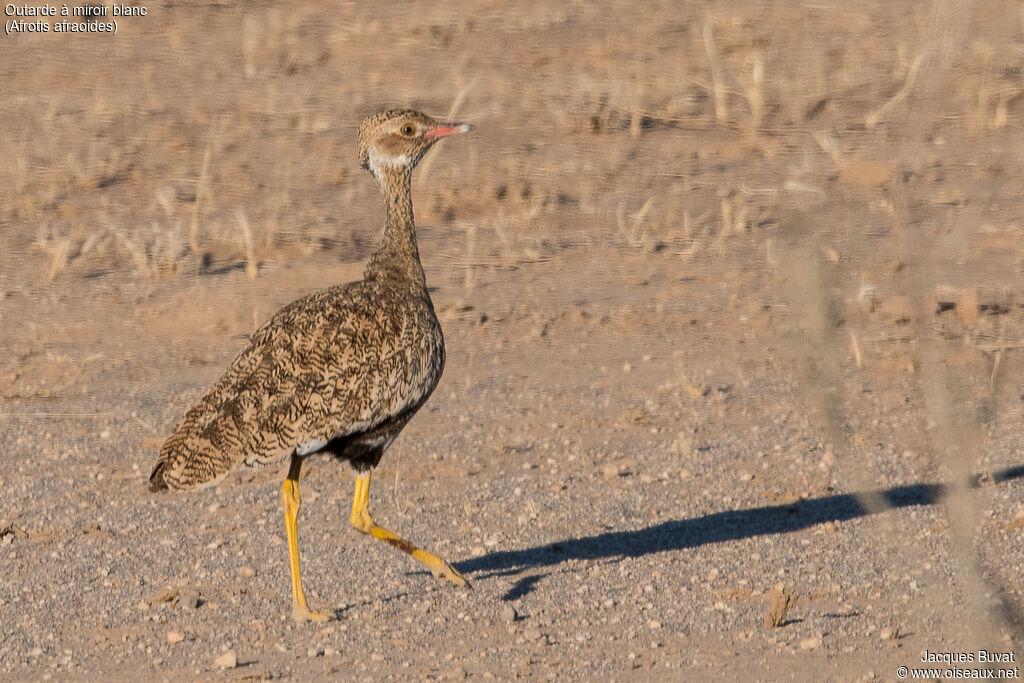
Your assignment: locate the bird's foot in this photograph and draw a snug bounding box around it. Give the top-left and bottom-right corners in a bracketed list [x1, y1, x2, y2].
[431, 560, 473, 590]
[292, 606, 331, 623]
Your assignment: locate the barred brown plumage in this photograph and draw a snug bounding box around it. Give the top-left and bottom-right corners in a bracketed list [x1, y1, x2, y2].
[149, 109, 474, 623]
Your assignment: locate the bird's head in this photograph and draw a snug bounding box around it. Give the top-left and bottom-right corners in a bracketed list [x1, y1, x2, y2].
[358, 109, 472, 181]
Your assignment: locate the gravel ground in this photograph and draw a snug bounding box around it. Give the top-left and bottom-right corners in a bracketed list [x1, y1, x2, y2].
[2, 1, 1023, 680]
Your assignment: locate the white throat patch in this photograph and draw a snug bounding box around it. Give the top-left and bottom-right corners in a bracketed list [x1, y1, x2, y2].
[367, 149, 412, 179]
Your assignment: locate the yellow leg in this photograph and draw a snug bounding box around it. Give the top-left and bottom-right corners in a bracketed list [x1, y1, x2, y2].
[350, 472, 471, 588]
[281, 454, 330, 623]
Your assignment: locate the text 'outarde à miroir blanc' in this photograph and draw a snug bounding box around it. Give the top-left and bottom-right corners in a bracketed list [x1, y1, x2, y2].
[4, 4, 146, 35]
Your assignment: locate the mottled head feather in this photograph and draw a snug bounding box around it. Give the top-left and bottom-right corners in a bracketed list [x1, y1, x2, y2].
[357, 109, 469, 180]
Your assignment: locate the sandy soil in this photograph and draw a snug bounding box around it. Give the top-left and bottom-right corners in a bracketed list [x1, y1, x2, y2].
[1, 1, 1023, 680]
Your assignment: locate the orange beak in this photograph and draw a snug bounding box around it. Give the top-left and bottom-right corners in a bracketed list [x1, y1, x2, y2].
[427, 123, 473, 139]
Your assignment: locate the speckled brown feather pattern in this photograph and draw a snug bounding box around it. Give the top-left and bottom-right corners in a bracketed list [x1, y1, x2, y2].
[150, 110, 458, 492]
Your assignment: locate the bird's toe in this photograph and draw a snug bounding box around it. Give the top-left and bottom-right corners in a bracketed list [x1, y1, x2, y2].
[292, 607, 332, 623]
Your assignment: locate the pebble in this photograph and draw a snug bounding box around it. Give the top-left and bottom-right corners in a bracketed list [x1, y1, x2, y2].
[523, 626, 543, 641]
[213, 651, 237, 670]
[503, 605, 518, 623]
[799, 636, 822, 651]
[236, 566, 256, 578]
[671, 435, 693, 457]
[166, 630, 184, 644]
[180, 593, 199, 610]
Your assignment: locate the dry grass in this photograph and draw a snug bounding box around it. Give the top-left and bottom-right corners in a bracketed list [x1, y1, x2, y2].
[234, 210, 259, 280]
[109, 221, 189, 280]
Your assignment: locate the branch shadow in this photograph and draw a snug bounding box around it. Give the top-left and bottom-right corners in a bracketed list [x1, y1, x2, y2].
[454, 465, 1024, 602]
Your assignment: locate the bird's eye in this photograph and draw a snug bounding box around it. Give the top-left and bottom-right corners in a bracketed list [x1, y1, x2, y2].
[401, 125, 415, 136]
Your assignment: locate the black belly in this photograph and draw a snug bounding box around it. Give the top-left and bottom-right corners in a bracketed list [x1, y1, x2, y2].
[321, 409, 417, 472]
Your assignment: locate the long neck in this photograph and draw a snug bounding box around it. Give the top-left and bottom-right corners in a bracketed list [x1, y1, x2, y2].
[364, 165, 426, 285]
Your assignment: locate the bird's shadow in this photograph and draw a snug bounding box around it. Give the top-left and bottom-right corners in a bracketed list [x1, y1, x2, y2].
[453, 465, 1024, 602]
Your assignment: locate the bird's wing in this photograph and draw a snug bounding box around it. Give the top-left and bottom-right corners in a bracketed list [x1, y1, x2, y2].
[150, 281, 443, 491]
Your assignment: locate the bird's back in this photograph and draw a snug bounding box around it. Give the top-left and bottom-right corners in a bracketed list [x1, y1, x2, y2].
[150, 277, 444, 491]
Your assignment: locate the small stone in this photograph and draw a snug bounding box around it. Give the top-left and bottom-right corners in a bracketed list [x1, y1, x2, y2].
[307, 645, 324, 657]
[29, 647, 42, 657]
[503, 605, 517, 623]
[236, 566, 256, 578]
[763, 586, 796, 628]
[213, 651, 237, 670]
[622, 363, 632, 372]
[523, 626, 542, 641]
[879, 627, 895, 641]
[445, 666, 467, 680]
[799, 635, 822, 650]
[148, 587, 181, 607]
[671, 435, 693, 457]
[180, 593, 199, 610]
[166, 630, 185, 644]
[648, 620, 661, 630]
[603, 463, 620, 480]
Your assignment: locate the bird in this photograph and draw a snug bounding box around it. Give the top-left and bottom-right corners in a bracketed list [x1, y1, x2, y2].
[149, 109, 474, 623]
